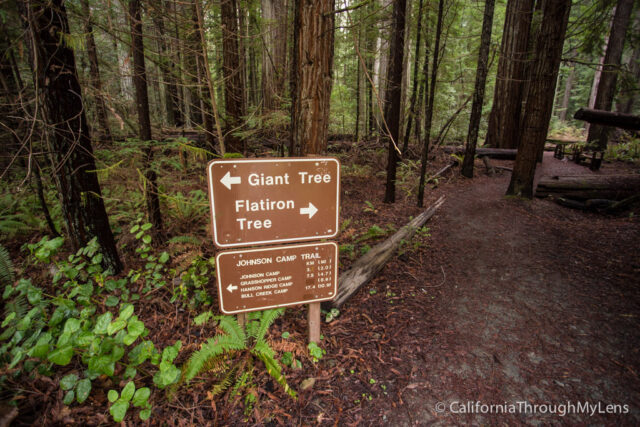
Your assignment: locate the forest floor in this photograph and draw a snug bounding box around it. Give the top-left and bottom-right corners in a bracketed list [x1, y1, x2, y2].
[6, 143, 640, 425]
[252, 151, 640, 426]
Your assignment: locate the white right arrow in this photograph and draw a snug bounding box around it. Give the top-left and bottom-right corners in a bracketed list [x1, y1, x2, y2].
[300, 202, 318, 218]
[220, 171, 241, 190]
[227, 284, 238, 293]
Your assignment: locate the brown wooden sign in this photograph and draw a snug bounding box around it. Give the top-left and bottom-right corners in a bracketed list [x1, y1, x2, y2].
[215, 242, 338, 314]
[207, 158, 340, 248]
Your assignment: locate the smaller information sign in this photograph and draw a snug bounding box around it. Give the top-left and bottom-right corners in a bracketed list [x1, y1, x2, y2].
[216, 242, 338, 314]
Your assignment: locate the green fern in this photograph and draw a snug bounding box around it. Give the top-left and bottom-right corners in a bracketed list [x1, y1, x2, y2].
[183, 334, 245, 383]
[0, 244, 14, 286]
[182, 309, 296, 404]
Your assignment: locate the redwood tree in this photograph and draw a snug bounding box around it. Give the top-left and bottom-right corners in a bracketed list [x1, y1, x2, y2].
[587, 0, 635, 150]
[417, 0, 445, 208]
[484, 0, 535, 149]
[19, 0, 122, 272]
[261, 0, 288, 111]
[221, 0, 246, 153]
[129, 0, 164, 238]
[290, 0, 335, 156]
[461, 0, 496, 178]
[507, 0, 571, 198]
[81, 0, 112, 142]
[383, 0, 407, 204]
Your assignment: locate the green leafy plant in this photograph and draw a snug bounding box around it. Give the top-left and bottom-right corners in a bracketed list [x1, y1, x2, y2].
[307, 342, 325, 363]
[362, 201, 377, 213]
[170, 255, 215, 308]
[182, 309, 296, 406]
[356, 225, 387, 243]
[1, 235, 182, 423]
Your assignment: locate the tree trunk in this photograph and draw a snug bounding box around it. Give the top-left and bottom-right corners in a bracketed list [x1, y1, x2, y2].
[355, 25, 361, 142]
[383, 0, 407, 204]
[81, 0, 112, 142]
[261, 0, 288, 111]
[402, 0, 424, 154]
[587, 0, 634, 149]
[574, 108, 640, 130]
[129, 0, 164, 239]
[328, 196, 444, 309]
[417, 0, 444, 208]
[195, 0, 224, 153]
[443, 146, 517, 159]
[461, 0, 495, 179]
[290, 0, 335, 156]
[485, 0, 535, 149]
[149, 0, 182, 127]
[366, 0, 376, 135]
[184, 1, 203, 127]
[559, 60, 575, 121]
[20, 0, 122, 272]
[616, 43, 640, 114]
[535, 175, 640, 201]
[507, 0, 571, 199]
[221, 0, 247, 153]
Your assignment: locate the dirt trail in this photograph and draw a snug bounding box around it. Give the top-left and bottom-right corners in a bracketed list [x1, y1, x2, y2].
[382, 157, 640, 425]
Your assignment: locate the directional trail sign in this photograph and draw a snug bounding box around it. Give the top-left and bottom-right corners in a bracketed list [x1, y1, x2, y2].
[216, 242, 338, 314]
[207, 158, 340, 248]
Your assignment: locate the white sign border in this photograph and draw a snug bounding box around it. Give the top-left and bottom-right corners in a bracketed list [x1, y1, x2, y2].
[207, 157, 340, 248]
[216, 241, 339, 314]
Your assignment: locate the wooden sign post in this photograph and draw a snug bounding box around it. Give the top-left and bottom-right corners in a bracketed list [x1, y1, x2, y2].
[207, 157, 340, 343]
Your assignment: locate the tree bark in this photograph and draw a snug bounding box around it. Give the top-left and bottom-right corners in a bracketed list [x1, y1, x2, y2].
[221, 0, 247, 153]
[129, 0, 164, 239]
[195, 0, 224, 153]
[261, 0, 288, 111]
[81, 0, 112, 142]
[149, 0, 182, 127]
[574, 108, 640, 130]
[290, 0, 335, 156]
[328, 196, 444, 309]
[383, 0, 407, 204]
[461, 0, 495, 178]
[417, 0, 444, 207]
[20, 0, 122, 272]
[559, 60, 575, 121]
[507, 0, 571, 198]
[535, 175, 640, 201]
[587, 0, 634, 149]
[485, 0, 535, 149]
[616, 43, 640, 114]
[443, 146, 517, 159]
[402, 0, 424, 154]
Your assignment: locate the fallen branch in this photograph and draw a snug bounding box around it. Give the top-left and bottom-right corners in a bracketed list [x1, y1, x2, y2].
[327, 196, 445, 309]
[426, 161, 456, 184]
[443, 146, 517, 159]
[535, 175, 640, 201]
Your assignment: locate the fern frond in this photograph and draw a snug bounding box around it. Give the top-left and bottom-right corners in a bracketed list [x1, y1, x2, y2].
[254, 308, 284, 343]
[0, 244, 14, 286]
[4, 294, 28, 319]
[216, 315, 246, 343]
[253, 342, 296, 399]
[210, 365, 238, 398]
[183, 335, 246, 382]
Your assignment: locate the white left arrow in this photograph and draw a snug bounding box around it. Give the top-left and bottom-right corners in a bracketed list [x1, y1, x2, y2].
[227, 284, 238, 293]
[220, 171, 241, 190]
[300, 202, 318, 218]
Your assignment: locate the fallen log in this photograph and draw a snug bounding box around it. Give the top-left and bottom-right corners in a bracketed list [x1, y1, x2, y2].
[443, 146, 517, 159]
[573, 108, 640, 130]
[535, 175, 640, 201]
[327, 196, 445, 309]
